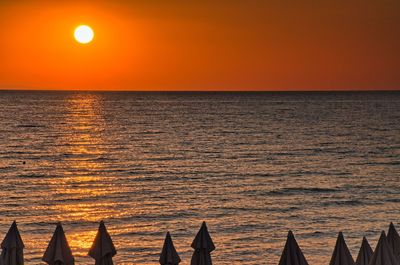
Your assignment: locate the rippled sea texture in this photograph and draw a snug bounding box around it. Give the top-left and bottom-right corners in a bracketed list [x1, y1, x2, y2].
[0, 91, 399, 264]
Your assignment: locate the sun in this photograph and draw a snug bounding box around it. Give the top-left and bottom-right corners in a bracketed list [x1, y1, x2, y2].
[74, 25, 94, 44]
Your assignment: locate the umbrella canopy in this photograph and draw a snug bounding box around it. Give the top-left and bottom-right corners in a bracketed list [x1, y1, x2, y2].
[159, 232, 181, 265]
[1, 221, 24, 265]
[42, 223, 74, 265]
[278, 230, 308, 265]
[88, 221, 117, 265]
[355, 237, 373, 265]
[329, 232, 355, 265]
[387, 223, 400, 259]
[190, 222, 215, 265]
[369, 231, 399, 265]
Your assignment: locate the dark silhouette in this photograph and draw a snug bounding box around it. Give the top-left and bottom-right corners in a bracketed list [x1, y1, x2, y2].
[42, 223, 74, 265]
[191, 222, 215, 265]
[387, 223, 400, 260]
[278, 230, 308, 265]
[369, 231, 398, 265]
[0, 221, 24, 265]
[329, 232, 355, 265]
[88, 221, 117, 265]
[355, 237, 373, 265]
[159, 232, 181, 265]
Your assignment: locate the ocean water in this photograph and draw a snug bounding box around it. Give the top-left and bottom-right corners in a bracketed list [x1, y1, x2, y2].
[0, 91, 399, 265]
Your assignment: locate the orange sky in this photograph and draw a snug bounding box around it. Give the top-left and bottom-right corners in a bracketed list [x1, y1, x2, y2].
[1, 1, 400, 91]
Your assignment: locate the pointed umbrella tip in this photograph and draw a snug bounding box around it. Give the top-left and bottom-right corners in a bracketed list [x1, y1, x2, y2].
[2, 219, 25, 251]
[288, 230, 294, 236]
[44, 223, 74, 265]
[381, 230, 386, 236]
[200, 222, 208, 230]
[9, 221, 18, 231]
[89, 221, 116, 261]
[160, 231, 181, 265]
[55, 222, 64, 232]
[191, 221, 215, 252]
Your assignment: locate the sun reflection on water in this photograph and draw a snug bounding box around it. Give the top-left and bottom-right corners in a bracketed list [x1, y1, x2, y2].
[50, 93, 119, 256]
[68, 229, 97, 253]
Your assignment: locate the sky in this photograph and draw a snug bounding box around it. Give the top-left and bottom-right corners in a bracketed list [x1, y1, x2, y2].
[0, 0, 400, 91]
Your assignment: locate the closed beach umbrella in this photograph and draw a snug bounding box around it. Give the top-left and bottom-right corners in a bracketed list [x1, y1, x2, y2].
[1, 221, 24, 265]
[42, 223, 74, 265]
[369, 231, 399, 265]
[88, 221, 116, 265]
[355, 237, 373, 265]
[191, 222, 215, 265]
[278, 230, 308, 265]
[159, 232, 181, 265]
[329, 232, 355, 265]
[387, 223, 400, 259]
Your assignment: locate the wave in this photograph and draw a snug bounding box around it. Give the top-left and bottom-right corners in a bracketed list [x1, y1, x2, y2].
[269, 187, 340, 195]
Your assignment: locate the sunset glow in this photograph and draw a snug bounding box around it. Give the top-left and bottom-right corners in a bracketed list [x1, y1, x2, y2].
[0, 1, 399, 90]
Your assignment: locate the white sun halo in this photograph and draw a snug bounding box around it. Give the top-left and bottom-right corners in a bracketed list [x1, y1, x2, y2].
[74, 25, 94, 44]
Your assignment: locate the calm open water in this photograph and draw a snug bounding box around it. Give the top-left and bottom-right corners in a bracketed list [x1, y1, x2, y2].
[0, 91, 399, 264]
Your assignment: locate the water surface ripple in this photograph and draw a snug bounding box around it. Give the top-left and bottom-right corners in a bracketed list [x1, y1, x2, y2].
[0, 91, 399, 264]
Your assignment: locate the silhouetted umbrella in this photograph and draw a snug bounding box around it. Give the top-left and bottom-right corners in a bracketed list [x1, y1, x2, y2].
[42, 223, 74, 265]
[278, 230, 308, 265]
[88, 221, 116, 265]
[159, 232, 181, 265]
[387, 223, 400, 259]
[355, 237, 373, 265]
[369, 231, 399, 265]
[1, 221, 24, 265]
[329, 232, 355, 265]
[191, 222, 215, 265]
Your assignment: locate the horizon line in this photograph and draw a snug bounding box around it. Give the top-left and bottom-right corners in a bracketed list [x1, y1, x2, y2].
[1, 88, 400, 93]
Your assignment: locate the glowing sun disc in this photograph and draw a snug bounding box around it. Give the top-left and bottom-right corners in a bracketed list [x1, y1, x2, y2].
[74, 25, 94, 44]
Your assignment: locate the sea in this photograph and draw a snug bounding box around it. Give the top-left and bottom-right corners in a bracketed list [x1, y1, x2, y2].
[0, 91, 399, 264]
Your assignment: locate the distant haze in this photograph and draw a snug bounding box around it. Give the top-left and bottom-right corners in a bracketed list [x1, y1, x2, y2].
[1, 1, 400, 91]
